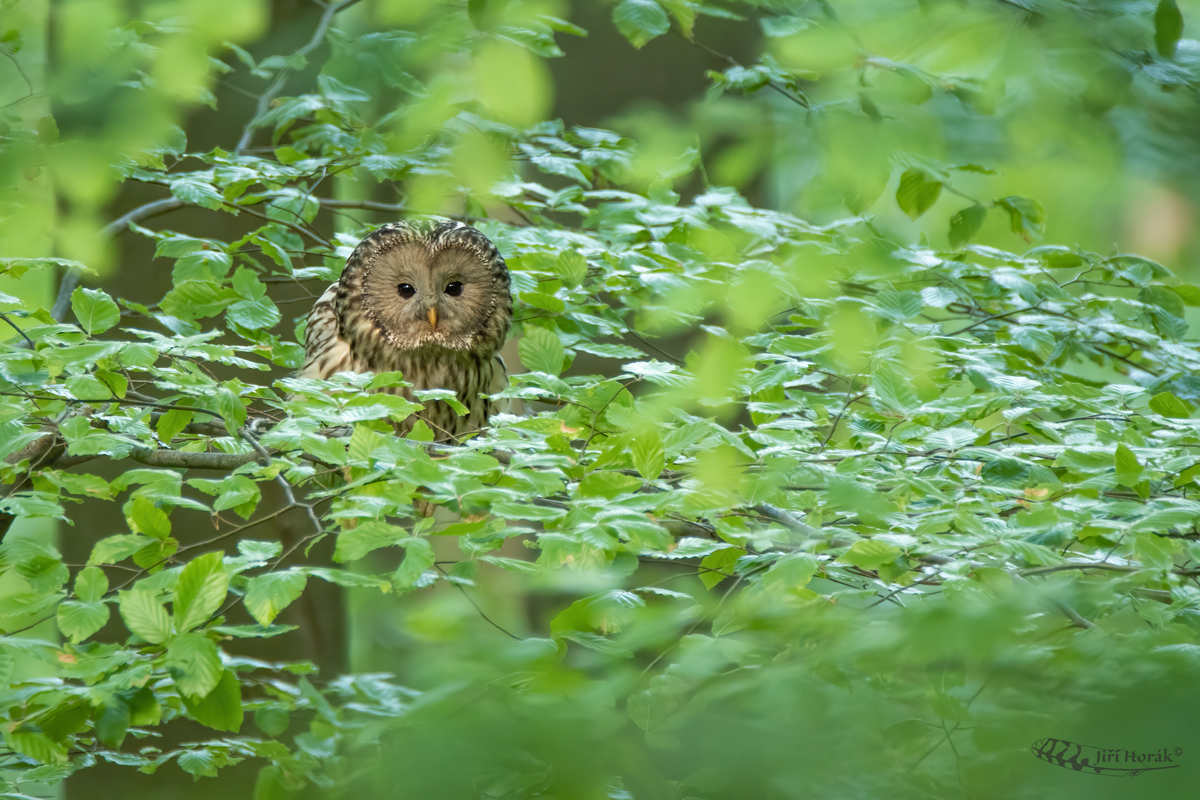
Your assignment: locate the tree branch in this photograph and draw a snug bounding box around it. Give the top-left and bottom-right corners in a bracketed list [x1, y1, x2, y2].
[234, 0, 366, 154]
[753, 503, 820, 538]
[101, 197, 189, 239]
[318, 198, 414, 215]
[51, 198, 189, 324]
[126, 447, 260, 470]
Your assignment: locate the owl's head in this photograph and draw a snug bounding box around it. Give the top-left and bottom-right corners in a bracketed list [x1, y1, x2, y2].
[338, 219, 513, 355]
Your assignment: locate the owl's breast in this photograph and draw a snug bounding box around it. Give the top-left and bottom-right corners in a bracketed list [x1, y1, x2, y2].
[372, 347, 498, 442]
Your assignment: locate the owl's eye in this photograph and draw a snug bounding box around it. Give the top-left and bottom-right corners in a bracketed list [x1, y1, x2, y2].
[397, 284, 415, 299]
[444, 281, 464, 297]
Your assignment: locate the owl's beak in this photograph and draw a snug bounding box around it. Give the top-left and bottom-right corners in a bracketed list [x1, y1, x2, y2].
[427, 307, 438, 330]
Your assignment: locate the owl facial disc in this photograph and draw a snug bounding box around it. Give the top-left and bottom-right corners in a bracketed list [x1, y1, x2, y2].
[336, 219, 513, 358]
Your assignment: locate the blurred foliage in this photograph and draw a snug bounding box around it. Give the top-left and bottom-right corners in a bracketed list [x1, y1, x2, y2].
[4, 0, 1200, 797]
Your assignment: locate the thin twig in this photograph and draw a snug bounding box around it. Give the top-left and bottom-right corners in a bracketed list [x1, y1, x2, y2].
[0, 312, 34, 348]
[0, 50, 35, 109]
[318, 198, 414, 215]
[626, 331, 684, 365]
[234, 0, 366, 153]
[433, 563, 522, 640]
[229, 201, 332, 247]
[817, 391, 867, 454]
[676, 30, 811, 110]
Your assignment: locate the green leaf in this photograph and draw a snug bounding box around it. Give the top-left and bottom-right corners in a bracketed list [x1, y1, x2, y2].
[838, 540, 902, 570]
[156, 408, 193, 443]
[118, 589, 172, 644]
[213, 475, 260, 517]
[215, 386, 247, 435]
[980, 457, 1028, 487]
[623, 360, 689, 387]
[631, 430, 665, 481]
[555, 251, 588, 288]
[872, 364, 919, 413]
[127, 497, 171, 539]
[627, 674, 686, 731]
[160, 280, 239, 320]
[74, 565, 108, 603]
[227, 297, 282, 330]
[1170, 283, 1200, 306]
[700, 546, 742, 589]
[519, 291, 566, 314]
[56, 600, 109, 643]
[96, 695, 131, 749]
[1131, 507, 1199, 533]
[65, 373, 111, 400]
[274, 145, 307, 165]
[4, 731, 67, 766]
[0, 28, 23, 54]
[1155, 0, 1184, 57]
[661, 0, 697, 38]
[89, 534, 155, 565]
[1149, 391, 1193, 418]
[896, 169, 942, 220]
[875, 290, 923, 322]
[518, 325, 566, 376]
[1136, 532, 1181, 569]
[1140, 285, 1186, 319]
[406, 420, 434, 442]
[579, 471, 644, 499]
[996, 196, 1046, 242]
[613, 0, 670, 48]
[468, 0, 490, 29]
[174, 552, 230, 631]
[561, 631, 632, 657]
[174, 249, 232, 282]
[334, 520, 407, 562]
[255, 707, 290, 737]
[177, 749, 220, 779]
[181, 669, 243, 732]
[239, 539, 283, 561]
[38, 701, 86, 747]
[134, 536, 179, 571]
[1114, 444, 1144, 488]
[244, 571, 307, 626]
[170, 177, 224, 210]
[233, 266, 270, 301]
[393, 537, 435, 589]
[761, 15, 810, 37]
[762, 552, 819, 591]
[166, 632, 224, 699]
[948, 204, 987, 249]
[0, 647, 14, 687]
[128, 685, 162, 726]
[70, 287, 120, 334]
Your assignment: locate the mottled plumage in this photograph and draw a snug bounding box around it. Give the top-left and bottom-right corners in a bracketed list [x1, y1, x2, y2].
[300, 219, 513, 441]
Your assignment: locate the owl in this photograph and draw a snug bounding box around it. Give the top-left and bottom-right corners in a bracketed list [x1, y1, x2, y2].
[299, 219, 514, 442]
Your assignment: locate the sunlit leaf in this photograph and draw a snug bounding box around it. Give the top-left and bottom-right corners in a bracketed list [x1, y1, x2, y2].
[896, 169, 942, 220]
[70, 288, 120, 335]
[244, 571, 307, 626]
[613, 0, 670, 48]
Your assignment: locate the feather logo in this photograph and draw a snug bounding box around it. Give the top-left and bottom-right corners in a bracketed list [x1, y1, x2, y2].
[1031, 738, 1182, 776]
